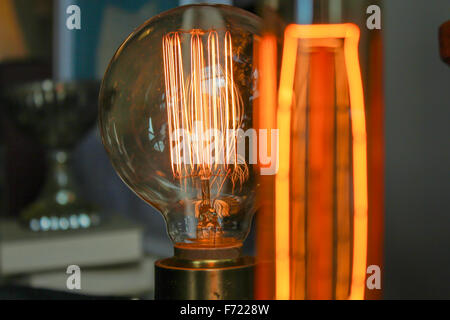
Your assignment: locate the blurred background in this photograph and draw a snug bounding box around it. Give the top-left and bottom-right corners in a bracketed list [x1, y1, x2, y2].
[0, 0, 449, 299]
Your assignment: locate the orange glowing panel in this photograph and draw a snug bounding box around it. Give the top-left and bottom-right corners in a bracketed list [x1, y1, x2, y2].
[334, 47, 352, 299]
[306, 47, 335, 299]
[276, 29, 298, 300]
[255, 34, 277, 300]
[277, 23, 368, 300]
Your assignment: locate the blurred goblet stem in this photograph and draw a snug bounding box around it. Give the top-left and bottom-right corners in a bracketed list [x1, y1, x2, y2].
[41, 149, 77, 206]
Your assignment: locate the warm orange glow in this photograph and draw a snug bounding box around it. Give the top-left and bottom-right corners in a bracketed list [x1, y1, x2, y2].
[162, 30, 249, 243]
[344, 26, 369, 300]
[255, 34, 277, 299]
[288, 40, 309, 300]
[276, 28, 298, 300]
[365, 30, 384, 300]
[306, 48, 335, 299]
[277, 23, 368, 300]
[0, 0, 28, 60]
[162, 30, 247, 186]
[335, 47, 352, 299]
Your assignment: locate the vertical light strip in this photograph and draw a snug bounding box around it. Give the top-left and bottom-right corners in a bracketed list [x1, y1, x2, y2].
[256, 34, 278, 299]
[289, 43, 309, 300]
[334, 48, 352, 299]
[276, 28, 299, 300]
[344, 25, 368, 300]
[306, 47, 335, 299]
[278, 24, 368, 300]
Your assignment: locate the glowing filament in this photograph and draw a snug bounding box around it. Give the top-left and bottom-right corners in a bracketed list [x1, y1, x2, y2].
[162, 30, 248, 242]
[162, 30, 247, 187]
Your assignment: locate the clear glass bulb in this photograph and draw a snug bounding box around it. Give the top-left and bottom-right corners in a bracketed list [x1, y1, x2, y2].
[99, 5, 261, 250]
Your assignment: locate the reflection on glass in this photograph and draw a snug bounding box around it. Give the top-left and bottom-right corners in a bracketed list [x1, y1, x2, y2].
[99, 5, 261, 250]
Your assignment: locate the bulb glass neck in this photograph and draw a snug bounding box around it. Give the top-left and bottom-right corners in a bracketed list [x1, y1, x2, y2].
[174, 242, 242, 261]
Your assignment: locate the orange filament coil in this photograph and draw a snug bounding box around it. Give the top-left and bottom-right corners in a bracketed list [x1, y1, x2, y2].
[162, 30, 248, 190]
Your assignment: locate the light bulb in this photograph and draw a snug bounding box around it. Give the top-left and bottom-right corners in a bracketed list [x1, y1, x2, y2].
[99, 5, 261, 251]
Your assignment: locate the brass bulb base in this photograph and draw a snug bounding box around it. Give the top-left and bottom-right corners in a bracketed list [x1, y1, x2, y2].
[155, 245, 254, 300]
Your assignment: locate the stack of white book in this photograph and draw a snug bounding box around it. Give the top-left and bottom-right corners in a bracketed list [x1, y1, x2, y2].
[0, 215, 156, 297]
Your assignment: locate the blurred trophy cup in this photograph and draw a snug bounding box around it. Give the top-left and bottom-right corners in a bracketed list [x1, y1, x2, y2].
[1, 80, 101, 232]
